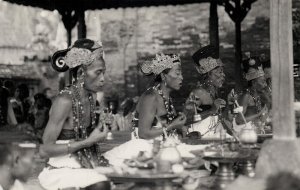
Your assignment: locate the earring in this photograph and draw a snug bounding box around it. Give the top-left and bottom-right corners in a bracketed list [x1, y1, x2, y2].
[164, 80, 167, 87]
[79, 71, 85, 88]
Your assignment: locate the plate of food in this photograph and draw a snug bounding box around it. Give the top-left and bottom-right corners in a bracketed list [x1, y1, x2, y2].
[123, 151, 156, 169]
[182, 157, 205, 170]
[124, 158, 155, 169]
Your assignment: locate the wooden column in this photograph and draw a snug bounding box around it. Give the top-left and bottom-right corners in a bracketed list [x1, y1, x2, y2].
[255, 0, 300, 178]
[209, 0, 220, 56]
[271, 0, 295, 139]
[59, 9, 78, 46]
[77, 9, 87, 39]
[235, 21, 242, 90]
[58, 8, 78, 86]
[219, 0, 256, 90]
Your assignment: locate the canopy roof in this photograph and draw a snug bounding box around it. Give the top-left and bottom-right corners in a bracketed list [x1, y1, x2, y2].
[3, 0, 209, 11]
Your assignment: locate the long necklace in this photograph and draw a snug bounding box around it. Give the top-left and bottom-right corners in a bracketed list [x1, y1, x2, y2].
[71, 85, 108, 168]
[248, 89, 262, 113]
[153, 84, 177, 123]
[153, 84, 177, 139]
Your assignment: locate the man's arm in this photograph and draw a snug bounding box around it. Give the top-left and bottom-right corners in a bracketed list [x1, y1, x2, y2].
[39, 95, 91, 158]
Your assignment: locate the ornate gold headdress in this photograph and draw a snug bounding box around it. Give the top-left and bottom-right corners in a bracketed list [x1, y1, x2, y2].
[197, 57, 223, 74]
[140, 53, 181, 75]
[243, 57, 265, 81]
[192, 45, 223, 75]
[51, 39, 104, 72]
[245, 67, 265, 81]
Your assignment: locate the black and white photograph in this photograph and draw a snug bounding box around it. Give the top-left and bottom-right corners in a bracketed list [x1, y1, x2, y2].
[0, 0, 299, 189]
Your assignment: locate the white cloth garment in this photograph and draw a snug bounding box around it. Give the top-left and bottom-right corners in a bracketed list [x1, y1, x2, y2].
[38, 140, 107, 190]
[10, 180, 24, 190]
[188, 116, 231, 139]
[104, 139, 209, 167]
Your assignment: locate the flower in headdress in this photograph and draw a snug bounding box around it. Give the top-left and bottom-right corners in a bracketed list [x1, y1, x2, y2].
[243, 56, 265, 81]
[140, 53, 181, 75]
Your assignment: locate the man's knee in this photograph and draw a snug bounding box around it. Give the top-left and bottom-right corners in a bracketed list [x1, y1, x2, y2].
[86, 181, 111, 190]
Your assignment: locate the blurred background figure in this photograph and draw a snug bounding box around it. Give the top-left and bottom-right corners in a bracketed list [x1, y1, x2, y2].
[112, 98, 136, 131]
[0, 80, 10, 127]
[0, 143, 14, 190]
[0, 143, 37, 190]
[31, 93, 52, 141]
[9, 84, 31, 125]
[42, 87, 55, 101]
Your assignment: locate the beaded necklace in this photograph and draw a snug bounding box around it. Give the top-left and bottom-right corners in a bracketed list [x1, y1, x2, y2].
[153, 84, 177, 123]
[153, 84, 178, 139]
[59, 85, 108, 168]
[248, 89, 262, 113]
[198, 81, 216, 100]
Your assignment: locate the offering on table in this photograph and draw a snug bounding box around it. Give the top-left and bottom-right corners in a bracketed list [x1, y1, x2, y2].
[124, 151, 155, 169]
[181, 157, 204, 170]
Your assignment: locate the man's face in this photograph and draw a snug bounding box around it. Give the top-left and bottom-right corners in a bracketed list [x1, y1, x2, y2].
[12, 150, 36, 182]
[84, 54, 106, 93]
[253, 76, 267, 91]
[209, 66, 225, 88]
[164, 64, 183, 90]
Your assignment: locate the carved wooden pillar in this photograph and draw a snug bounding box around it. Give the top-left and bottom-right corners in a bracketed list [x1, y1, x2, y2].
[209, 0, 220, 57]
[255, 0, 300, 178]
[77, 8, 87, 39]
[58, 8, 78, 46]
[57, 8, 78, 86]
[219, 0, 256, 90]
[270, 0, 295, 139]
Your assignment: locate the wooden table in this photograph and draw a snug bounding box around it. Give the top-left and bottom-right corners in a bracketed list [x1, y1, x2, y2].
[97, 131, 132, 153]
[203, 148, 259, 189]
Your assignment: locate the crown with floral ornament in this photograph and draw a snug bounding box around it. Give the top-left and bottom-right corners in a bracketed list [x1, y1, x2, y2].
[51, 39, 104, 72]
[244, 66, 265, 81]
[197, 57, 223, 74]
[243, 56, 265, 81]
[140, 53, 181, 75]
[192, 45, 223, 74]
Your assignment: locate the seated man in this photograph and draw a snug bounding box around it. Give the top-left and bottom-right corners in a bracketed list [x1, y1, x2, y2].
[233, 56, 270, 134]
[184, 45, 231, 139]
[38, 39, 110, 190]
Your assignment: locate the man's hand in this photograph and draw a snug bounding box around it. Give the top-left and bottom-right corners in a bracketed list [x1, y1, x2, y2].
[85, 124, 108, 146]
[169, 113, 187, 130]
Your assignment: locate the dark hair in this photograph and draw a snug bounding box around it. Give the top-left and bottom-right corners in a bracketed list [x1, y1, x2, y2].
[120, 98, 135, 117]
[70, 66, 81, 83]
[34, 93, 52, 109]
[51, 39, 104, 73]
[0, 144, 12, 166]
[4, 80, 15, 97]
[17, 84, 29, 100]
[153, 68, 171, 83]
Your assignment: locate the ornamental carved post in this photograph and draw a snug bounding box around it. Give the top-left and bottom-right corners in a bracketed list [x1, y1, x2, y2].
[218, 0, 257, 90]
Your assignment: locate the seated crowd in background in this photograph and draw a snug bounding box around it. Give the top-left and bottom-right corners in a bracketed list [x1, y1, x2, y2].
[0, 81, 52, 141]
